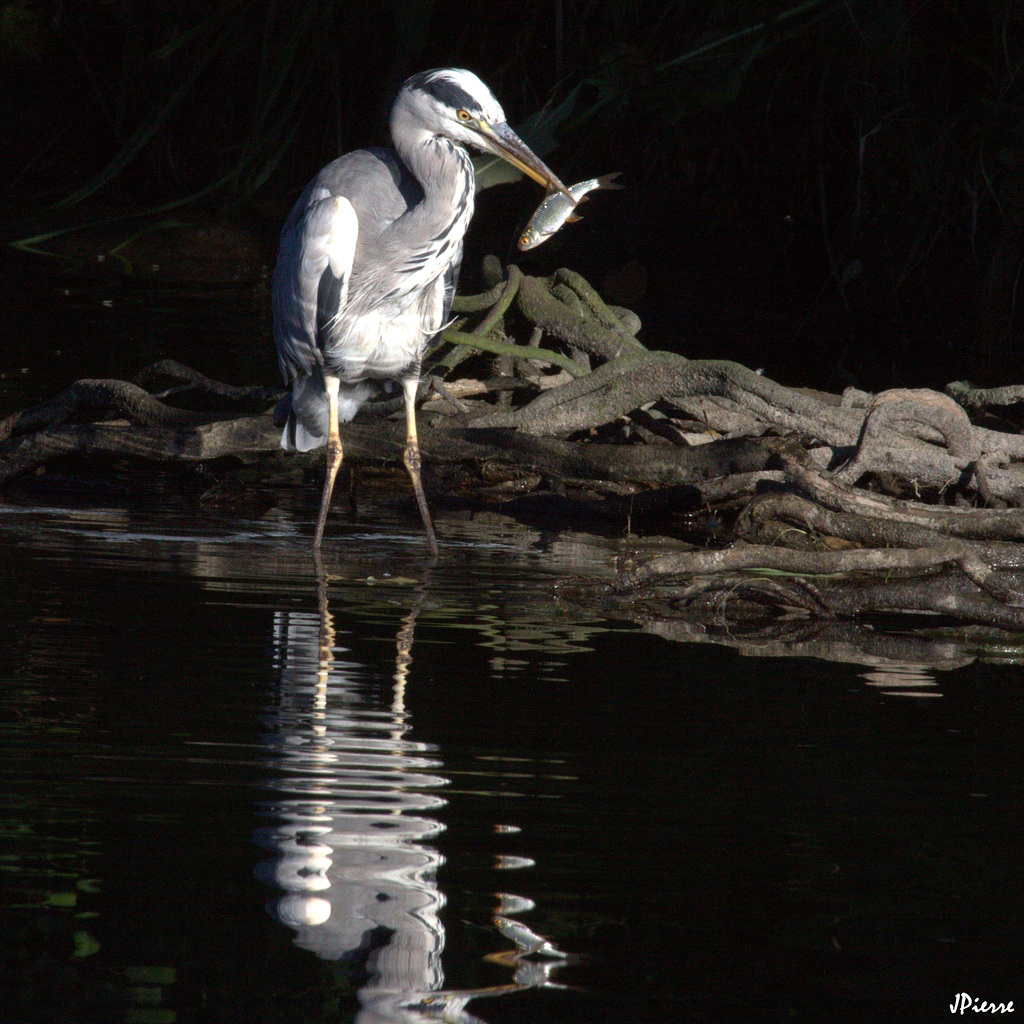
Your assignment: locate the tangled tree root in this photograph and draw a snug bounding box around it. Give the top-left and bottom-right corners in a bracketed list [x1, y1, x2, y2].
[3, 258, 1024, 634]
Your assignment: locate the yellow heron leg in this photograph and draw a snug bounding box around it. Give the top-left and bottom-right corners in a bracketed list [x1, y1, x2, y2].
[401, 376, 439, 559]
[313, 375, 343, 550]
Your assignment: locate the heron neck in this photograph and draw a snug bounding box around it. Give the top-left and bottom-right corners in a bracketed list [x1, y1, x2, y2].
[394, 127, 475, 236]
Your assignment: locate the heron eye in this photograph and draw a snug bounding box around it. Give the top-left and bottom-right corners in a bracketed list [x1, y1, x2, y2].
[456, 109, 472, 122]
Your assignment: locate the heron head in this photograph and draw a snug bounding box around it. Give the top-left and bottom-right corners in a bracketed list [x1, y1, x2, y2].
[394, 69, 571, 198]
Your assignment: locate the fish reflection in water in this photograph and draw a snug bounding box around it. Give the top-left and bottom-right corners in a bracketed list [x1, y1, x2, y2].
[254, 568, 572, 1021]
[492, 916, 568, 960]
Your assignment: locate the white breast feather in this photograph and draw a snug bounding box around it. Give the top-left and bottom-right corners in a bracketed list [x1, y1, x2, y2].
[332, 275, 445, 380]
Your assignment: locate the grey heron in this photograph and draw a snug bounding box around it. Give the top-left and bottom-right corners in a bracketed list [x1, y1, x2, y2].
[272, 68, 569, 557]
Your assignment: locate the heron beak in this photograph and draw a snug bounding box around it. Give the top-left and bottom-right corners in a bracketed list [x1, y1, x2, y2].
[478, 121, 572, 199]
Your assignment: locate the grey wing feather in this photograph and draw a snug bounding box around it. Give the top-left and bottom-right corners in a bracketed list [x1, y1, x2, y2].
[272, 150, 410, 385]
[271, 208, 315, 383]
[273, 193, 358, 383]
[315, 247, 346, 349]
[442, 239, 463, 326]
[420, 238, 462, 368]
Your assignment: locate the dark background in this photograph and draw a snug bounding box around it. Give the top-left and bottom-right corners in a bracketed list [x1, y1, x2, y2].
[3, 0, 1023, 392]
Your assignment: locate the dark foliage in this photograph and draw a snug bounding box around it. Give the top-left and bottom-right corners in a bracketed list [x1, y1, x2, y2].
[2, 1, 1024, 387]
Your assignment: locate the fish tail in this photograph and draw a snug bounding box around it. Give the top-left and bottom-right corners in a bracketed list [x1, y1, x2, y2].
[598, 172, 624, 189]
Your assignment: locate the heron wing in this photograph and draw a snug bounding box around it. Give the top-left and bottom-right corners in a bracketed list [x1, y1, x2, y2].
[312, 197, 359, 349]
[273, 191, 359, 383]
[273, 150, 416, 385]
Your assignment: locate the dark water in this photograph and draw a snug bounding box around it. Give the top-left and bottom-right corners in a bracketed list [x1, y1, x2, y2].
[1, 491, 1022, 1024]
[2, 261, 1022, 1021]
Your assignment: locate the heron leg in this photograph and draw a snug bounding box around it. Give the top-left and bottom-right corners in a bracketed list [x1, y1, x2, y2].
[401, 376, 439, 559]
[313, 375, 343, 550]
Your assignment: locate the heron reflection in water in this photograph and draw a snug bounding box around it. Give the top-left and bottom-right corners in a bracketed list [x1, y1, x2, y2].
[272, 69, 570, 556]
[254, 569, 573, 1021]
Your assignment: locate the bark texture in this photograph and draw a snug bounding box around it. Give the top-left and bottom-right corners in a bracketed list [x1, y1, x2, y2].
[3, 262, 1024, 634]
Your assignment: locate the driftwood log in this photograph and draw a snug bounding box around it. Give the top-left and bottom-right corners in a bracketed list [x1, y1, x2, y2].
[3, 256, 1024, 636]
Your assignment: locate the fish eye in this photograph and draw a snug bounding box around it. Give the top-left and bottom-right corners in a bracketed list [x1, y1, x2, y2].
[519, 235, 530, 247]
[456, 109, 472, 122]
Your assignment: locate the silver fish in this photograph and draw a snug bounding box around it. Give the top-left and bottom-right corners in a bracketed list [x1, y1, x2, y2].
[518, 173, 622, 250]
